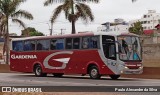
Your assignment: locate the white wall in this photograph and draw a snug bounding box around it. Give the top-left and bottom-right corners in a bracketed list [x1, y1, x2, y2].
[97, 24, 129, 33]
[97, 26, 107, 32]
[109, 25, 128, 32]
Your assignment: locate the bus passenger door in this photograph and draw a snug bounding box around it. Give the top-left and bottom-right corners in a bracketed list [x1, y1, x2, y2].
[103, 42, 118, 74]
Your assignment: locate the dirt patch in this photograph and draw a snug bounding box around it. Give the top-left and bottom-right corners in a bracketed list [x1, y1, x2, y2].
[122, 67, 160, 79]
[0, 65, 160, 79]
[143, 59, 160, 67]
[0, 64, 10, 73]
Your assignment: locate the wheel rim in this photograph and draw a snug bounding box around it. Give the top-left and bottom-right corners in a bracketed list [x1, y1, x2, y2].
[91, 68, 98, 78]
[36, 67, 41, 75]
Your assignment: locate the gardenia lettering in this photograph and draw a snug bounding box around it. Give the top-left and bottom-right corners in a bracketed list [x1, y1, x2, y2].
[11, 54, 37, 59]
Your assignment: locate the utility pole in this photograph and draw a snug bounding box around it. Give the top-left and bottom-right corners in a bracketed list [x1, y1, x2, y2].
[50, 22, 53, 36]
[47, 21, 53, 36]
[60, 29, 66, 35]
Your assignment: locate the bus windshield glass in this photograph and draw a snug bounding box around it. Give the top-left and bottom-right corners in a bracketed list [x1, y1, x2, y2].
[117, 36, 141, 61]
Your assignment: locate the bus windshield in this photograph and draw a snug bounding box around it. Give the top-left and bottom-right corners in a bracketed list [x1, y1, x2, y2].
[117, 36, 141, 61]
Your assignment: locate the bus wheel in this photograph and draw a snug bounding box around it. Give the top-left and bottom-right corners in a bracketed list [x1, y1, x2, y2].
[53, 73, 64, 77]
[109, 75, 120, 80]
[34, 65, 47, 77]
[89, 66, 101, 79]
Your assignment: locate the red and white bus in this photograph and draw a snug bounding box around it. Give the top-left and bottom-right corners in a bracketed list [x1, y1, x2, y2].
[10, 32, 143, 79]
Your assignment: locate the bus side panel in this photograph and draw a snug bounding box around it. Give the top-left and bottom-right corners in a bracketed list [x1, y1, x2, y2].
[10, 51, 34, 73]
[10, 50, 115, 75]
[41, 50, 115, 75]
[69, 50, 114, 75]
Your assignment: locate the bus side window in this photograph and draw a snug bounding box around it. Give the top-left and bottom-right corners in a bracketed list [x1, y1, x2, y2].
[82, 37, 89, 49]
[30, 41, 36, 51]
[66, 38, 72, 49]
[102, 35, 116, 60]
[109, 44, 116, 58]
[36, 40, 50, 50]
[24, 40, 35, 51]
[12, 41, 23, 51]
[56, 39, 64, 50]
[37, 43, 43, 50]
[73, 38, 80, 49]
[50, 39, 56, 50]
[90, 36, 98, 48]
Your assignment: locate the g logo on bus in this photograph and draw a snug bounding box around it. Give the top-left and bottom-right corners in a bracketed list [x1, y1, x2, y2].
[43, 51, 73, 69]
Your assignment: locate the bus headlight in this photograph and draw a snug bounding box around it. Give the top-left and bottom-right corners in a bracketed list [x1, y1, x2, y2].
[139, 66, 143, 69]
[120, 70, 123, 73]
[124, 66, 128, 69]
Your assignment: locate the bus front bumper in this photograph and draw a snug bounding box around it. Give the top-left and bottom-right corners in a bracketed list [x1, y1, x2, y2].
[121, 66, 143, 74]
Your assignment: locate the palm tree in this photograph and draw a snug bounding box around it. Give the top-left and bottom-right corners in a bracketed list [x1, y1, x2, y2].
[129, 21, 143, 35]
[44, 0, 99, 34]
[0, 14, 6, 36]
[0, 0, 33, 64]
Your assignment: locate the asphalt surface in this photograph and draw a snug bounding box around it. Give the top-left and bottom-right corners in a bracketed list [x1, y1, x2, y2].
[0, 73, 160, 94]
[0, 73, 160, 86]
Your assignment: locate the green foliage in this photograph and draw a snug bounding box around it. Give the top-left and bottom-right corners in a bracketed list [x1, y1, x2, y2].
[129, 21, 143, 35]
[0, 0, 33, 64]
[0, 0, 33, 29]
[21, 27, 44, 36]
[29, 31, 44, 36]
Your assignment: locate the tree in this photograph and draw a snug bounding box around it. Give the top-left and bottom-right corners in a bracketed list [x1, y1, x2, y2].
[0, 0, 33, 64]
[29, 31, 44, 36]
[21, 27, 44, 36]
[44, 0, 99, 34]
[129, 21, 143, 35]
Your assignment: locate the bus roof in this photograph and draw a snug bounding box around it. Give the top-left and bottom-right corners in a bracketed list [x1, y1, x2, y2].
[11, 32, 138, 41]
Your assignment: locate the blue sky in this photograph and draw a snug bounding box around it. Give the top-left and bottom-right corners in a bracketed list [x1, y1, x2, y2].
[9, 0, 160, 35]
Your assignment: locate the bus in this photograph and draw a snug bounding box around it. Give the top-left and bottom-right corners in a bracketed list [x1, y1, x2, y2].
[10, 32, 143, 79]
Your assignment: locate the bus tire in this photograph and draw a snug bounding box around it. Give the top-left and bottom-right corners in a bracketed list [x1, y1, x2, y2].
[53, 73, 64, 77]
[89, 66, 101, 79]
[34, 65, 47, 77]
[109, 75, 120, 80]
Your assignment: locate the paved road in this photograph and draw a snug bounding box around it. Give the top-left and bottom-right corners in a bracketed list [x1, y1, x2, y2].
[0, 73, 160, 94]
[0, 73, 160, 86]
